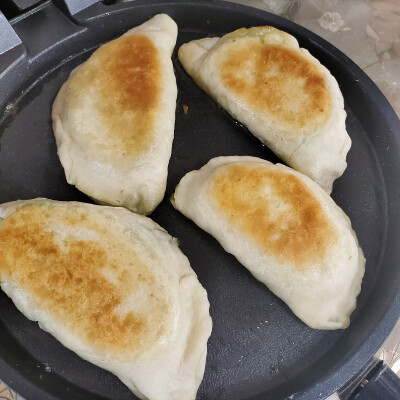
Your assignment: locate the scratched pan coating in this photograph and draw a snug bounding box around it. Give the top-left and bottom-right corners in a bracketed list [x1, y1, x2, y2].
[0, 1, 400, 400]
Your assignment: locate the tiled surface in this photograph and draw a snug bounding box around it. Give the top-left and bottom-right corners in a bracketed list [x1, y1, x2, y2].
[1, 1, 399, 399]
[0, 380, 23, 400]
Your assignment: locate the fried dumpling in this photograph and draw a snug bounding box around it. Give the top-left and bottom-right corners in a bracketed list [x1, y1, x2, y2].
[0, 199, 212, 400]
[178, 27, 351, 193]
[52, 14, 178, 214]
[172, 156, 365, 330]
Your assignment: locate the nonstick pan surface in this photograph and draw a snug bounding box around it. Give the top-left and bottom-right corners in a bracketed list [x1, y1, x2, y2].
[1, 1, 400, 399]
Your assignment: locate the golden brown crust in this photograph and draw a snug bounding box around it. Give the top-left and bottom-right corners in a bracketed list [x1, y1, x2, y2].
[0, 204, 170, 358]
[68, 35, 162, 157]
[220, 42, 332, 132]
[209, 164, 338, 269]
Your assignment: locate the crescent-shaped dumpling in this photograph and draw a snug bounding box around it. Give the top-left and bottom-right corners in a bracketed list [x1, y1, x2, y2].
[52, 14, 178, 214]
[172, 156, 365, 330]
[178, 27, 351, 193]
[0, 199, 212, 400]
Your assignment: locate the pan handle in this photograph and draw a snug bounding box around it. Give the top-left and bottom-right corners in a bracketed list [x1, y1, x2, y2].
[0, 12, 22, 55]
[53, 0, 100, 16]
[0, 11, 25, 75]
[351, 360, 400, 400]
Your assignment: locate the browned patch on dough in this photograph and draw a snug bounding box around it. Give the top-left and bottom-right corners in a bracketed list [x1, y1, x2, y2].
[0, 203, 170, 359]
[210, 164, 337, 269]
[70, 35, 161, 157]
[220, 43, 332, 132]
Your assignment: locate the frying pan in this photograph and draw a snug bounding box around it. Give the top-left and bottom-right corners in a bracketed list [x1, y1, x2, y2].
[0, 1, 400, 399]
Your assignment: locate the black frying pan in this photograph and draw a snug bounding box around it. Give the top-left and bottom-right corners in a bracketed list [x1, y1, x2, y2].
[1, 1, 400, 399]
